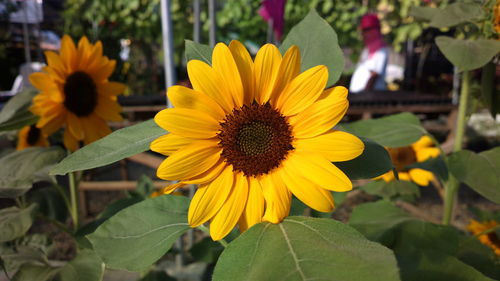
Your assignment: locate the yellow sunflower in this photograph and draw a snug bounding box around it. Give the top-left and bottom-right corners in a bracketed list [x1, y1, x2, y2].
[151, 41, 364, 240]
[467, 219, 500, 256]
[29, 35, 125, 151]
[16, 125, 49, 150]
[495, 0, 500, 38]
[378, 135, 440, 186]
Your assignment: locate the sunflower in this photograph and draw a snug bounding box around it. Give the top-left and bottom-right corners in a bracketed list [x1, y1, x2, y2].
[29, 35, 125, 151]
[467, 219, 500, 256]
[495, 0, 500, 38]
[378, 135, 440, 186]
[16, 124, 49, 150]
[151, 41, 364, 240]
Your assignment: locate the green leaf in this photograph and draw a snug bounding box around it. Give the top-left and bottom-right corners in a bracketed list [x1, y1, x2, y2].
[429, 3, 483, 29]
[435, 37, 500, 72]
[335, 138, 393, 180]
[448, 148, 500, 204]
[456, 236, 500, 280]
[480, 62, 499, 117]
[0, 88, 38, 132]
[0, 205, 36, 243]
[185, 40, 212, 65]
[189, 237, 224, 264]
[50, 119, 166, 175]
[407, 156, 448, 181]
[280, 9, 345, 87]
[12, 263, 59, 281]
[0, 147, 65, 198]
[88, 195, 190, 272]
[342, 113, 426, 147]
[213, 217, 401, 281]
[409, 6, 440, 21]
[128, 175, 155, 198]
[29, 187, 68, 223]
[360, 180, 420, 201]
[139, 270, 176, 281]
[57, 250, 104, 281]
[0, 245, 49, 275]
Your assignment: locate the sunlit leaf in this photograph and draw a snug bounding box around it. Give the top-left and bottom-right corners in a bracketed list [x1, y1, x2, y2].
[51, 120, 166, 175]
[429, 2, 483, 28]
[436, 37, 500, 72]
[213, 216, 401, 281]
[185, 40, 212, 65]
[88, 195, 190, 272]
[280, 9, 345, 87]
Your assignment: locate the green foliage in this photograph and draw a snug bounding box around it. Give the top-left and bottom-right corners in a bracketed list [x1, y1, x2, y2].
[185, 40, 213, 65]
[335, 138, 393, 180]
[412, 2, 485, 29]
[360, 180, 420, 201]
[0, 88, 38, 132]
[447, 147, 500, 204]
[0, 205, 36, 243]
[51, 120, 166, 175]
[342, 113, 426, 148]
[12, 264, 59, 281]
[0, 147, 66, 198]
[57, 250, 104, 281]
[213, 216, 401, 281]
[435, 37, 500, 72]
[88, 195, 190, 272]
[281, 9, 344, 87]
[29, 187, 68, 223]
[480, 62, 499, 117]
[190, 237, 224, 264]
[407, 156, 448, 182]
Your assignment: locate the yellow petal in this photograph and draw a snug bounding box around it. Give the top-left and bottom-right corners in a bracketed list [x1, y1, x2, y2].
[288, 86, 348, 138]
[295, 130, 364, 162]
[95, 96, 123, 121]
[167, 85, 225, 121]
[229, 40, 254, 105]
[187, 60, 234, 113]
[77, 36, 92, 69]
[44, 51, 66, 75]
[254, 44, 282, 104]
[398, 172, 411, 181]
[275, 65, 328, 116]
[210, 172, 249, 240]
[157, 182, 186, 195]
[412, 135, 434, 149]
[261, 172, 291, 224]
[212, 43, 244, 108]
[63, 129, 79, 151]
[238, 177, 265, 232]
[183, 159, 226, 185]
[409, 168, 433, 186]
[29, 72, 56, 92]
[66, 112, 84, 140]
[188, 166, 234, 227]
[98, 81, 126, 96]
[150, 133, 193, 156]
[270, 45, 301, 104]
[279, 161, 335, 212]
[80, 114, 111, 144]
[416, 147, 440, 162]
[35, 104, 66, 135]
[156, 140, 221, 181]
[154, 108, 220, 139]
[60, 35, 77, 71]
[88, 59, 116, 83]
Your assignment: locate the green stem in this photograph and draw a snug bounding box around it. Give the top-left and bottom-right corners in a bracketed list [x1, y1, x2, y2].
[443, 71, 470, 225]
[69, 171, 79, 232]
[197, 225, 228, 248]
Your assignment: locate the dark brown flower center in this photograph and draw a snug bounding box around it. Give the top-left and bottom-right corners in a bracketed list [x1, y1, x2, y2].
[388, 146, 417, 172]
[487, 232, 500, 248]
[63, 71, 98, 117]
[218, 103, 294, 177]
[27, 125, 41, 145]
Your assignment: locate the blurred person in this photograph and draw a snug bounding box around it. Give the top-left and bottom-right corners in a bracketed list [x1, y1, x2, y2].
[349, 13, 389, 93]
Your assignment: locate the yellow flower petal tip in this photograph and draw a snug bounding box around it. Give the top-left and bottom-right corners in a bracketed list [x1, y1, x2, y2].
[152, 41, 361, 240]
[29, 35, 125, 151]
[467, 219, 500, 256]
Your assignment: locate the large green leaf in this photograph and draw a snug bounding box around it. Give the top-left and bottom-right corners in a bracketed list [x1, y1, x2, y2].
[0, 88, 38, 132]
[87, 195, 190, 272]
[360, 180, 420, 201]
[213, 216, 401, 281]
[409, 6, 440, 21]
[280, 9, 344, 87]
[57, 250, 104, 281]
[0, 205, 36, 243]
[29, 187, 68, 223]
[185, 40, 212, 65]
[448, 148, 500, 204]
[335, 138, 393, 180]
[407, 156, 448, 181]
[428, 2, 483, 29]
[342, 113, 426, 147]
[50, 119, 166, 175]
[0, 147, 65, 198]
[12, 263, 59, 281]
[435, 37, 500, 72]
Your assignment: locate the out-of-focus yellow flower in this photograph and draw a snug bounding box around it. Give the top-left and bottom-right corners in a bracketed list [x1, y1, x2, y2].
[16, 125, 49, 150]
[29, 35, 125, 151]
[467, 219, 500, 256]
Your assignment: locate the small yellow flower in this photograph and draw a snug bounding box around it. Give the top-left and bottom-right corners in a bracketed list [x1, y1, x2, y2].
[151, 41, 364, 240]
[467, 219, 500, 256]
[378, 135, 440, 186]
[16, 125, 49, 150]
[29, 35, 126, 151]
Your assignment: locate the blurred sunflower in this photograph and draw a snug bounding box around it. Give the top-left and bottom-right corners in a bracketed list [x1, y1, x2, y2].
[151, 41, 364, 240]
[29, 35, 125, 151]
[495, 0, 500, 38]
[378, 135, 440, 186]
[467, 219, 500, 256]
[16, 125, 49, 150]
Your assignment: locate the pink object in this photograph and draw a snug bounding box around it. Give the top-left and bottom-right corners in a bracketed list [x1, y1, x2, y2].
[259, 0, 286, 41]
[360, 13, 381, 30]
[360, 13, 385, 56]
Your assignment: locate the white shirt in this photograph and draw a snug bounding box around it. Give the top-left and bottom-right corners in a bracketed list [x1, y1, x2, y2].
[349, 47, 388, 93]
